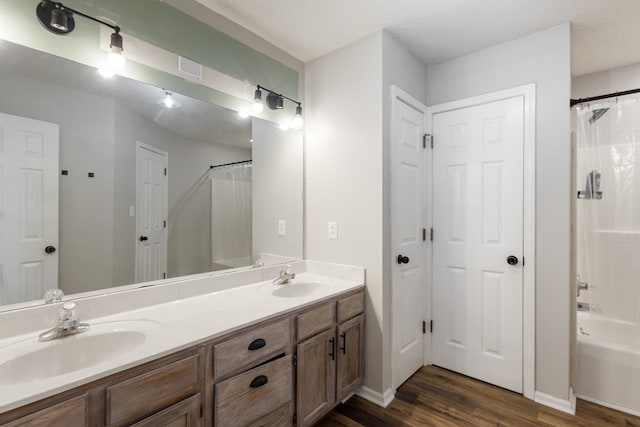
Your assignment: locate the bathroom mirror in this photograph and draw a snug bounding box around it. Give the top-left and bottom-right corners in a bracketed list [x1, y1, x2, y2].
[0, 40, 303, 310]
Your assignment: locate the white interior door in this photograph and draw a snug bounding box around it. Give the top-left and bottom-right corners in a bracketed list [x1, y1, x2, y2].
[0, 112, 59, 305]
[391, 89, 427, 388]
[432, 96, 524, 393]
[136, 142, 167, 283]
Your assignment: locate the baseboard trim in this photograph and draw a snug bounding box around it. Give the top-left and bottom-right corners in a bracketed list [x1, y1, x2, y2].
[534, 388, 576, 415]
[355, 385, 395, 408]
[576, 393, 640, 417]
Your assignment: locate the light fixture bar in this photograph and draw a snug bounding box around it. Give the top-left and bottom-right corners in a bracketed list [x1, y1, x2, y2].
[257, 85, 301, 107]
[38, 0, 121, 33]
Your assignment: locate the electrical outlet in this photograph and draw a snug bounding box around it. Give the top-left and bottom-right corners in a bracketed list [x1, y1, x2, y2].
[328, 221, 338, 240]
[278, 220, 286, 236]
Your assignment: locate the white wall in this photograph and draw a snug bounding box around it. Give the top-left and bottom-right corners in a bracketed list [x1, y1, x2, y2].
[426, 24, 572, 400]
[573, 62, 640, 99]
[252, 118, 303, 263]
[305, 32, 386, 392]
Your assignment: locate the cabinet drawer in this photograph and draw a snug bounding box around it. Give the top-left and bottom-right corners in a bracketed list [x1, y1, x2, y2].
[4, 395, 88, 427]
[246, 403, 290, 427]
[214, 355, 292, 427]
[337, 291, 364, 322]
[214, 318, 290, 380]
[129, 394, 201, 427]
[106, 354, 200, 426]
[297, 302, 335, 341]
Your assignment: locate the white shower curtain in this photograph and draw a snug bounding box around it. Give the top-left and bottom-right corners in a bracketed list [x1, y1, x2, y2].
[576, 97, 640, 325]
[210, 163, 252, 270]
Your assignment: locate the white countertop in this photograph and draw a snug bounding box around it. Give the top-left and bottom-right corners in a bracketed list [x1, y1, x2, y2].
[0, 266, 364, 413]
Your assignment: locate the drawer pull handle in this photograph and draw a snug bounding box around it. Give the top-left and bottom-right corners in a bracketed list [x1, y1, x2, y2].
[340, 332, 346, 354]
[329, 337, 335, 361]
[248, 338, 266, 351]
[250, 375, 269, 388]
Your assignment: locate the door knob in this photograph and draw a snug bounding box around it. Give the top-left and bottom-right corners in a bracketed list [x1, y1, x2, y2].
[139, 236, 148, 242]
[397, 255, 410, 264]
[506, 255, 519, 266]
[45, 245, 56, 254]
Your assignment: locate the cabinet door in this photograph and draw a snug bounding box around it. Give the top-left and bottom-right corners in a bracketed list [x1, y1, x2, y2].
[296, 329, 336, 427]
[130, 394, 201, 427]
[3, 395, 87, 427]
[336, 314, 364, 401]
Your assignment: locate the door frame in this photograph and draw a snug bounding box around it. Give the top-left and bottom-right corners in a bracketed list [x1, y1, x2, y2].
[426, 84, 536, 399]
[390, 85, 430, 391]
[135, 141, 168, 282]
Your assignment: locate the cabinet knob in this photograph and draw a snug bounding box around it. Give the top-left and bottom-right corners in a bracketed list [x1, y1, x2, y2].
[248, 338, 266, 351]
[249, 375, 268, 388]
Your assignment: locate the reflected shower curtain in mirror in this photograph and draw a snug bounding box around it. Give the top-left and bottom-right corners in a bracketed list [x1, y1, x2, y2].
[210, 163, 252, 270]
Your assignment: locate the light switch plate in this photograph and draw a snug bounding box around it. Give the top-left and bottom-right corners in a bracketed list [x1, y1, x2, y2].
[278, 220, 286, 236]
[328, 221, 338, 240]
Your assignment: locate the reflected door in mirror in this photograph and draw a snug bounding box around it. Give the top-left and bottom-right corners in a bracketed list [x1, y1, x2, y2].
[135, 142, 168, 283]
[0, 112, 59, 304]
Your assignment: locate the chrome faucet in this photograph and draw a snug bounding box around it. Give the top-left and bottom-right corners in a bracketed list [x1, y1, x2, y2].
[39, 301, 90, 341]
[273, 264, 295, 285]
[577, 301, 591, 312]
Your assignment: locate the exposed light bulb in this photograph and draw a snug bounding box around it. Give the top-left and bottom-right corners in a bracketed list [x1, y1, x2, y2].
[162, 92, 176, 108]
[292, 104, 304, 128]
[98, 67, 115, 78]
[252, 101, 264, 114]
[279, 120, 290, 131]
[107, 50, 125, 69]
[238, 108, 249, 119]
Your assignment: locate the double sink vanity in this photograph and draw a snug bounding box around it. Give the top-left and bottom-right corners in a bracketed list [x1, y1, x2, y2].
[0, 261, 365, 426]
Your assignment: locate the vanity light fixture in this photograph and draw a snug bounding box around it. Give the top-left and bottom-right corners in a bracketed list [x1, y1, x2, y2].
[252, 85, 304, 129]
[159, 91, 180, 109]
[36, 1, 125, 71]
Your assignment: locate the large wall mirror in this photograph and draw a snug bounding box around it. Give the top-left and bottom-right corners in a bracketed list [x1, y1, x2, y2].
[0, 39, 303, 310]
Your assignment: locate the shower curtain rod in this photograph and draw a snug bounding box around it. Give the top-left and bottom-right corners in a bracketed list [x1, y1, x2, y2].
[209, 159, 252, 170]
[570, 88, 640, 107]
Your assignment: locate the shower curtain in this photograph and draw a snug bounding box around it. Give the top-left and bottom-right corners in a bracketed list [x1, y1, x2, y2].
[575, 97, 640, 325]
[210, 163, 252, 270]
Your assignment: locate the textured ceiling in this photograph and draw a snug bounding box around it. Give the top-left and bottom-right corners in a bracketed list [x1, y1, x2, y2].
[189, 0, 640, 76]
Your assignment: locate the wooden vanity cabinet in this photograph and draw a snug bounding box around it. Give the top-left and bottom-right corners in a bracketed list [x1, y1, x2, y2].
[295, 290, 365, 427]
[2, 395, 89, 427]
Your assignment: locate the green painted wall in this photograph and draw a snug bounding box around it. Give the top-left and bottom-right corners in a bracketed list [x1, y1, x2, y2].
[0, 0, 298, 116]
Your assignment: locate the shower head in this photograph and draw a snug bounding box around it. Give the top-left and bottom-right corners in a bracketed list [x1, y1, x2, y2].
[589, 108, 609, 124]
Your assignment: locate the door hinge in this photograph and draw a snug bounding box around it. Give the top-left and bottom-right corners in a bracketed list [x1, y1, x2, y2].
[523, 256, 525, 266]
[164, 167, 167, 176]
[422, 321, 426, 334]
[200, 403, 203, 418]
[162, 272, 166, 279]
[293, 354, 297, 367]
[430, 320, 433, 333]
[422, 228, 426, 241]
[163, 220, 167, 228]
[430, 228, 433, 241]
[293, 413, 297, 426]
[423, 133, 432, 149]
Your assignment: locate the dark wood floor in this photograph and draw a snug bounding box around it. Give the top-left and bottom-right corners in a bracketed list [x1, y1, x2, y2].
[316, 366, 640, 426]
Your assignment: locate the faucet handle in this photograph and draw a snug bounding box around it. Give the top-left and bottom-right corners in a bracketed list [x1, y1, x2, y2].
[58, 301, 77, 323]
[44, 288, 64, 304]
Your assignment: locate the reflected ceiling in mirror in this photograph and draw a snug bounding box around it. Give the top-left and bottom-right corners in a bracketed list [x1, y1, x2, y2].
[0, 40, 303, 311]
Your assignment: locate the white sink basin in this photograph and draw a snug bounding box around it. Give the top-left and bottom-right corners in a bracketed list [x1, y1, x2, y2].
[0, 320, 161, 385]
[272, 282, 329, 298]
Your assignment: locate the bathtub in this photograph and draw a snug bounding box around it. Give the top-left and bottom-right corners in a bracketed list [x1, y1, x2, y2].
[576, 313, 640, 416]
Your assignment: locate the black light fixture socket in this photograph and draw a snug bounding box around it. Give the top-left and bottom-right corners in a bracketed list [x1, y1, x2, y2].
[110, 30, 123, 51]
[295, 104, 303, 117]
[36, 1, 75, 34]
[254, 88, 263, 103]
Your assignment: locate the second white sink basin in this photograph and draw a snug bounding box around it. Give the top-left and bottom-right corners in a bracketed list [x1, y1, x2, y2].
[272, 282, 329, 298]
[0, 320, 161, 385]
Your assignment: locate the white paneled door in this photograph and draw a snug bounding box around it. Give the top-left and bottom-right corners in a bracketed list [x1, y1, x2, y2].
[0, 112, 59, 305]
[432, 96, 524, 393]
[391, 90, 427, 389]
[135, 142, 167, 283]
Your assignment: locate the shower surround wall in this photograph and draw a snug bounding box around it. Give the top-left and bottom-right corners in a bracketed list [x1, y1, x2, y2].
[575, 97, 640, 415]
